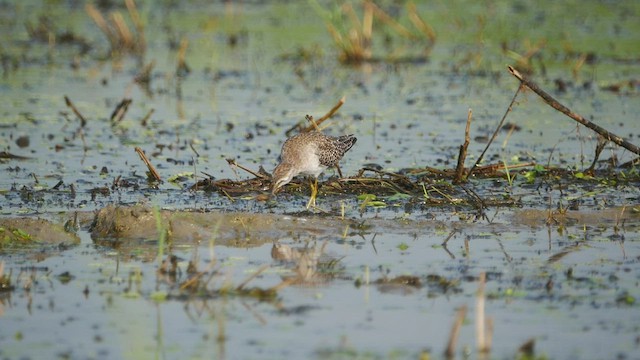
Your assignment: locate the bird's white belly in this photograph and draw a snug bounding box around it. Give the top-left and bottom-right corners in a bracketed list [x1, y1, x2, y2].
[296, 151, 325, 178]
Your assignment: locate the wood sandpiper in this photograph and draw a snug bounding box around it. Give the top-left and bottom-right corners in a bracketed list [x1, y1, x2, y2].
[271, 131, 357, 208]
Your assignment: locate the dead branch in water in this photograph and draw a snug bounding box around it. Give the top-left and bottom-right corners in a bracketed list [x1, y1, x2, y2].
[508, 65, 640, 156]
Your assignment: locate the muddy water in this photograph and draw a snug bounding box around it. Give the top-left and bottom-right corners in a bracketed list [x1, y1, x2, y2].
[1, 1, 640, 359]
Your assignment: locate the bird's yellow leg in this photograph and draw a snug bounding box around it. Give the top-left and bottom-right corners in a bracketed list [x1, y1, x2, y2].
[306, 177, 318, 209]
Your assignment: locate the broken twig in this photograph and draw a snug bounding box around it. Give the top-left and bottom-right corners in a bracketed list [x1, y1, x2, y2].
[110, 98, 133, 124]
[135, 147, 162, 182]
[453, 109, 472, 184]
[508, 65, 640, 156]
[286, 96, 346, 136]
[64, 96, 87, 127]
[226, 159, 269, 180]
[467, 84, 523, 179]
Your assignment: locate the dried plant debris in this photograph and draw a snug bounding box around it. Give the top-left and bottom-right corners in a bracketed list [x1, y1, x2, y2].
[188, 156, 639, 212]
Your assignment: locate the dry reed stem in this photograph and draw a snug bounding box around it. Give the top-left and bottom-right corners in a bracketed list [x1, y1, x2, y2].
[288, 96, 345, 135]
[64, 96, 87, 127]
[135, 60, 155, 84]
[366, 1, 415, 39]
[135, 147, 162, 182]
[407, 2, 436, 43]
[85, 4, 116, 47]
[326, 1, 434, 63]
[501, 122, 517, 149]
[314, 96, 346, 124]
[572, 53, 587, 78]
[362, 2, 373, 46]
[125, 0, 144, 47]
[586, 135, 608, 174]
[467, 84, 523, 179]
[86, 1, 144, 56]
[111, 12, 133, 48]
[110, 98, 132, 124]
[343, 3, 363, 37]
[325, 23, 345, 50]
[453, 109, 472, 184]
[226, 159, 269, 179]
[177, 37, 190, 74]
[305, 115, 321, 132]
[140, 108, 154, 127]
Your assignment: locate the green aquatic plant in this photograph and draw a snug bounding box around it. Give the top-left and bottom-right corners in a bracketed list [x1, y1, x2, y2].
[523, 164, 547, 184]
[153, 206, 167, 266]
[502, 160, 514, 187]
[357, 193, 386, 210]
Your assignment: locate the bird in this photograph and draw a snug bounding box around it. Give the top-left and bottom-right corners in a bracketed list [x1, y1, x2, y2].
[271, 131, 357, 208]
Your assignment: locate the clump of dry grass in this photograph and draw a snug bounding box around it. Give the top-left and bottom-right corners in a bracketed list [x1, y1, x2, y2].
[310, 0, 436, 64]
[86, 0, 145, 58]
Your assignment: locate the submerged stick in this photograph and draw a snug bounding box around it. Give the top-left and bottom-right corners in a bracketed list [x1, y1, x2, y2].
[135, 147, 162, 182]
[508, 66, 640, 156]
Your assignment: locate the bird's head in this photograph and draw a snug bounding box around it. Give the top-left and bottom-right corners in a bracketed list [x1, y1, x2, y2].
[271, 162, 296, 194]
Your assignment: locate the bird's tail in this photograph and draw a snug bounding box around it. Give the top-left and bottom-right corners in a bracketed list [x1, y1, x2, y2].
[336, 135, 357, 155]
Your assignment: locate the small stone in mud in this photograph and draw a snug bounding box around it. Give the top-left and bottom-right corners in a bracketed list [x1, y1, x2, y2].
[16, 135, 29, 148]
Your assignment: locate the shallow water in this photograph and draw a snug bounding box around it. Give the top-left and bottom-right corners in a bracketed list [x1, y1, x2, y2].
[1, 1, 640, 359]
[2, 211, 639, 359]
